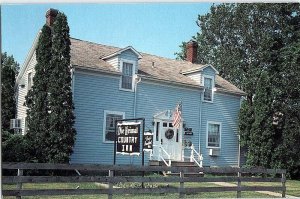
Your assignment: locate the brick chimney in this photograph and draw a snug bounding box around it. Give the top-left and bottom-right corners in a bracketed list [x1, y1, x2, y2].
[46, 8, 58, 27]
[186, 40, 198, 63]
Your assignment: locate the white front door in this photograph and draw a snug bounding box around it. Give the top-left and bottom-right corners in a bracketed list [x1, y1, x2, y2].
[153, 110, 183, 161]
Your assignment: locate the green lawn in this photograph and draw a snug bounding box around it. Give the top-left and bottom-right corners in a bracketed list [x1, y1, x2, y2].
[3, 180, 291, 199]
[239, 180, 300, 197]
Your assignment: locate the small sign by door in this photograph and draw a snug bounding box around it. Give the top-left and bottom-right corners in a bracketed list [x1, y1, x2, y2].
[143, 132, 153, 151]
[184, 127, 193, 135]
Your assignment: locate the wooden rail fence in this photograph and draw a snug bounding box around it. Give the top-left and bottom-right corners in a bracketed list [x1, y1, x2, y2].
[2, 162, 286, 198]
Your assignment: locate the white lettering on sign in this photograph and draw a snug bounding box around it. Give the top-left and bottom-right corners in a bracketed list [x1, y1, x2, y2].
[118, 137, 138, 144]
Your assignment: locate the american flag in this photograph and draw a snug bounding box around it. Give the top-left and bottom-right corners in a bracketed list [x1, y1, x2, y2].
[172, 102, 182, 129]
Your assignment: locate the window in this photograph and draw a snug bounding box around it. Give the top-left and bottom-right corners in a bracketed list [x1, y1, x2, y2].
[207, 122, 221, 148]
[28, 72, 32, 90]
[103, 111, 125, 142]
[120, 59, 135, 91]
[203, 76, 213, 102]
[24, 117, 28, 133]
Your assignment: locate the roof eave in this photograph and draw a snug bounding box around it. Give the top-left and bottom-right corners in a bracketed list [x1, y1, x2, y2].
[16, 30, 42, 85]
[74, 65, 121, 76]
[139, 74, 202, 90]
[216, 87, 247, 96]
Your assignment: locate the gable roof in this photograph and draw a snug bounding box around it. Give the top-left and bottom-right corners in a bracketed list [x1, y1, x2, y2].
[70, 38, 245, 96]
[101, 46, 142, 60]
[181, 64, 219, 75]
[16, 35, 245, 96]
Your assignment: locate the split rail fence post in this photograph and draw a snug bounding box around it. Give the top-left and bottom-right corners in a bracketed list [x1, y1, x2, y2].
[281, 173, 286, 198]
[237, 171, 241, 198]
[179, 171, 184, 198]
[16, 169, 23, 199]
[108, 170, 114, 199]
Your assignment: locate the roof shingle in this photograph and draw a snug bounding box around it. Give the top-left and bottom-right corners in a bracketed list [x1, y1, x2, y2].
[70, 38, 245, 95]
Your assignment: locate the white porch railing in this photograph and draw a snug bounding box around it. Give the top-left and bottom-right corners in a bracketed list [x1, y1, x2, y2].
[190, 144, 203, 168]
[159, 146, 171, 167]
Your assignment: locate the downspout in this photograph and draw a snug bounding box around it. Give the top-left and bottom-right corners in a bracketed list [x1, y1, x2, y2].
[238, 96, 244, 168]
[199, 88, 203, 155]
[133, 75, 141, 118]
[71, 66, 75, 99]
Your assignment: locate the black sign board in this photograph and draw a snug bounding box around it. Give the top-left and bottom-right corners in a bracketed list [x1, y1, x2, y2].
[117, 123, 140, 154]
[143, 132, 153, 150]
[184, 127, 193, 135]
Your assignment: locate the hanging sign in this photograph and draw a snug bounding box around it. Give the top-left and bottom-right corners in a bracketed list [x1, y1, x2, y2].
[117, 122, 140, 155]
[143, 132, 153, 151]
[184, 127, 193, 135]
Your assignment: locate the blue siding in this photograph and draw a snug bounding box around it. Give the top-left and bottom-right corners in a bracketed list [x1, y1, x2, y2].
[71, 70, 241, 167]
[136, 81, 201, 162]
[202, 66, 216, 76]
[200, 93, 240, 166]
[71, 72, 136, 164]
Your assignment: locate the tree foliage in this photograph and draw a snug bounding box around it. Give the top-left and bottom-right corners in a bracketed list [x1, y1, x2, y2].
[47, 12, 76, 163]
[1, 53, 19, 133]
[25, 12, 76, 163]
[176, 3, 300, 177]
[25, 25, 53, 162]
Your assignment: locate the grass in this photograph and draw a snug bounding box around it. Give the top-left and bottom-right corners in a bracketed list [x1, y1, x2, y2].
[239, 180, 300, 197]
[3, 180, 285, 199]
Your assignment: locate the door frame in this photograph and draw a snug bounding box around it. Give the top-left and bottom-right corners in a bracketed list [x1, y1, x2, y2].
[152, 110, 183, 161]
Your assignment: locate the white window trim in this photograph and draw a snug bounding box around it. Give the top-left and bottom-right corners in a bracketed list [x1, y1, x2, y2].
[202, 74, 215, 103]
[119, 58, 136, 92]
[206, 121, 222, 149]
[103, 110, 125, 143]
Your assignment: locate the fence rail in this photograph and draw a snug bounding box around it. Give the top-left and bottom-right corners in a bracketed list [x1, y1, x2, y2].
[3, 162, 286, 198]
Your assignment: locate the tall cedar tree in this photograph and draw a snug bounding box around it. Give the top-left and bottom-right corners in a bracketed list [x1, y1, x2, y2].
[248, 72, 274, 167]
[47, 12, 76, 163]
[1, 53, 19, 135]
[176, 3, 300, 177]
[25, 25, 53, 162]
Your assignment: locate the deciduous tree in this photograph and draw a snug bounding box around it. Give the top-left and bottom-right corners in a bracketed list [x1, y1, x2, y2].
[176, 3, 300, 177]
[1, 53, 18, 134]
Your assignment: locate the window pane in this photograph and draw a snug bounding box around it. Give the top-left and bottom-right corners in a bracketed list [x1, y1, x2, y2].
[204, 77, 212, 101]
[208, 123, 220, 147]
[105, 114, 123, 141]
[121, 62, 133, 89]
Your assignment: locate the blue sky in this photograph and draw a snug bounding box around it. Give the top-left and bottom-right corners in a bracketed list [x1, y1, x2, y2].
[2, 3, 213, 67]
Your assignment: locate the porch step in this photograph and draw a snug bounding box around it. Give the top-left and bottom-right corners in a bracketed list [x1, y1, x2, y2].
[149, 160, 197, 167]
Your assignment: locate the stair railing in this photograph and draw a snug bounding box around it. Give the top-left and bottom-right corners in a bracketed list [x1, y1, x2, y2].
[190, 144, 203, 168]
[159, 146, 171, 167]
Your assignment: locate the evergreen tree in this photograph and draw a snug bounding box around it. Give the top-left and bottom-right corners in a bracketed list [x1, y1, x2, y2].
[247, 72, 275, 167]
[25, 25, 53, 162]
[1, 52, 19, 134]
[47, 12, 76, 163]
